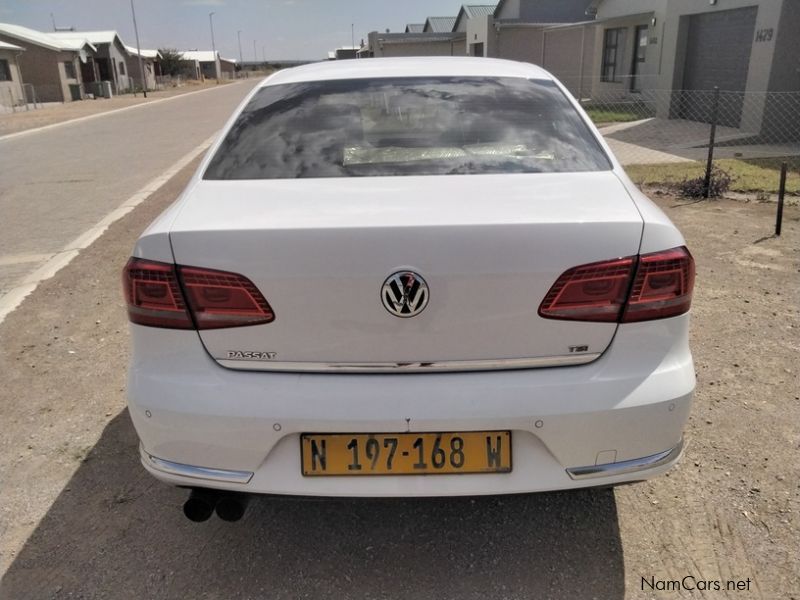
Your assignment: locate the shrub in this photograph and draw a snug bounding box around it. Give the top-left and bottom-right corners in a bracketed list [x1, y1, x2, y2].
[678, 165, 734, 198]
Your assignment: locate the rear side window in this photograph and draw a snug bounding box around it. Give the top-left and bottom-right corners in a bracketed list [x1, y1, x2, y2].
[204, 77, 610, 180]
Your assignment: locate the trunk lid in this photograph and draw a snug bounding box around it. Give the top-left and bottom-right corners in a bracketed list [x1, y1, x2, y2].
[169, 172, 642, 371]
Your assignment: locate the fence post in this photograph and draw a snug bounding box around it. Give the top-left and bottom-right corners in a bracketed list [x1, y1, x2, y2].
[775, 162, 787, 236]
[703, 86, 720, 199]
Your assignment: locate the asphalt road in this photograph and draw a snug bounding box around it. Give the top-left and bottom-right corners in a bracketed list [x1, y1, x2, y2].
[0, 79, 259, 302]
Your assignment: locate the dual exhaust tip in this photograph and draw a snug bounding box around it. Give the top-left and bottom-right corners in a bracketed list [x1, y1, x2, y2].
[183, 488, 250, 522]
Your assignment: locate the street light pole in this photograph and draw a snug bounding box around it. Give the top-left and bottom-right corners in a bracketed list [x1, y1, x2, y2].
[209, 11, 219, 83]
[130, 0, 147, 97]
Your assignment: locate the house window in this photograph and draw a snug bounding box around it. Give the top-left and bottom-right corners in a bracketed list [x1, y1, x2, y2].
[601, 28, 626, 83]
[119, 61, 126, 75]
[63, 60, 77, 79]
[0, 59, 11, 82]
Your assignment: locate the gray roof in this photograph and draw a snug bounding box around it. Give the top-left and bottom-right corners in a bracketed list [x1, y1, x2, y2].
[453, 4, 498, 31]
[0, 39, 25, 51]
[405, 23, 425, 33]
[423, 16, 457, 32]
[464, 5, 497, 18]
[0, 22, 95, 52]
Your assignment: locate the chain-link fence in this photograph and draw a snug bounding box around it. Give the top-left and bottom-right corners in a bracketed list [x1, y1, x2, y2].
[576, 83, 800, 198]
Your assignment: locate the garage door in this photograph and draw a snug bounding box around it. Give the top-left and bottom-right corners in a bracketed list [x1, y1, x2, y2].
[678, 7, 758, 126]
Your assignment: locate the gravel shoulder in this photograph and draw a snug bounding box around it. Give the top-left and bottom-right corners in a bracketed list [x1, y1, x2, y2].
[0, 172, 797, 599]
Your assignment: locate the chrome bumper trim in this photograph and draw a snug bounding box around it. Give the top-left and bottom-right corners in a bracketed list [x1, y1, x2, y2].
[217, 353, 601, 373]
[141, 446, 253, 484]
[566, 438, 685, 481]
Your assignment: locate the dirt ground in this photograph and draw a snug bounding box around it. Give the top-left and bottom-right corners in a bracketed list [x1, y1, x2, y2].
[0, 80, 236, 136]
[0, 165, 797, 599]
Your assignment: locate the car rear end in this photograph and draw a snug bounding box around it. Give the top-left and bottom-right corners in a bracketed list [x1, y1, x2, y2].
[123, 58, 695, 505]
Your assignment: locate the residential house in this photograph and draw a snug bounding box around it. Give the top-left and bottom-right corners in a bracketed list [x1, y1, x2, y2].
[0, 40, 25, 110]
[180, 51, 236, 80]
[0, 23, 95, 103]
[51, 30, 134, 95]
[124, 45, 161, 90]
[588, 0, 800, 134]
[366, 15, 464, 57]
[423, 17, 458, 33]
[366, 30, 465, 58]
[453, 5, 497, 56]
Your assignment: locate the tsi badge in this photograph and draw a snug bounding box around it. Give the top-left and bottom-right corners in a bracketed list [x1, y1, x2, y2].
[381, 271, 429, 318]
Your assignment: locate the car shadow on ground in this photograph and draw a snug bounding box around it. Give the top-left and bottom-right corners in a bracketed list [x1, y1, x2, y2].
[1, 411, 625, 599]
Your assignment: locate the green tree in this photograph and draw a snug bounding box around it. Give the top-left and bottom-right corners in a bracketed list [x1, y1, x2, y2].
[158, 48, 187, 77]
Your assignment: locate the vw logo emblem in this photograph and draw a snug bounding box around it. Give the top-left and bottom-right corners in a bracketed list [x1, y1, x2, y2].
[381, 271, 429, 318]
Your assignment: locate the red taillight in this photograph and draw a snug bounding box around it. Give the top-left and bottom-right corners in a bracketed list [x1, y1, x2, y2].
[179, 266, 274, 329]
[538, 256, 635, 322]
[539, 246, 694, 323]
[622, 246, 695, 322]
[122, 258, 274, 330]
[123, 258, 193, 329]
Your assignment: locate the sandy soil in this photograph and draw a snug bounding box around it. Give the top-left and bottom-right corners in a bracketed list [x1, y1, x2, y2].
[0, 171, 797, 599]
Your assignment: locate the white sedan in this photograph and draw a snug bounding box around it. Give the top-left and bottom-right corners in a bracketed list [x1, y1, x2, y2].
[123, 57, 695, 522]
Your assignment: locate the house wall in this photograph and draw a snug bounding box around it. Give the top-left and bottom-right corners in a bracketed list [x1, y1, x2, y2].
[768, 0, 800, 93]
[0, 48, 25, 108]
[518, 0, 595, 23]
[489, 25, 545, 63]
[495, 0, 521, 20]
[178, 59, 201, 79]
[660, 0, 785, 131]
[540, 24, 598, 98]
[762, 0, 799, 140]
[220, 60, 236, 79]
[367, 32, 465, 57]
[0, 34, 73, 102]
[594, 0, 790, 132]
[466, 15, 492, 56]
[590, 15, 658, 101]
[126, 56, 157, 90]
[93, 39, 132, 92]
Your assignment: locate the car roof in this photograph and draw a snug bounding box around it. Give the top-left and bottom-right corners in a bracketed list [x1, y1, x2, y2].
[261, 57, 553, 87]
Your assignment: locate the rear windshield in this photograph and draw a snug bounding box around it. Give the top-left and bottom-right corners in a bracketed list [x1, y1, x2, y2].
[204, 77, 610, 180]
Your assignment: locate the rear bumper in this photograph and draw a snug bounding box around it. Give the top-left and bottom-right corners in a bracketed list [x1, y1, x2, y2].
[128, 315, 695, 497]
[142, 437, 685, 487]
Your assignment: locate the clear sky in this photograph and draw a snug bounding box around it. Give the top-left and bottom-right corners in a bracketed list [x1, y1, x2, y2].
[0, 0, 469, 61]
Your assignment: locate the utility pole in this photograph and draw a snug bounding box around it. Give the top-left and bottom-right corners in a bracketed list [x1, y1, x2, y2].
[351, 23, 355, 52]
[253, 39, 257, 65]
[209, 11, 219, 83]
[237, 30, 243, 65]
[130, 0, 147, 97]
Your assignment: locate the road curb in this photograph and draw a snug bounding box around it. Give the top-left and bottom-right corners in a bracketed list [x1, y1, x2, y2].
[0, 133, 217, 325]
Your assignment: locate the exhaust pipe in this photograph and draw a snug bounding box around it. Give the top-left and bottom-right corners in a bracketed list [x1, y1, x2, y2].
[183, 488, 219, 522]
[215, 493, 250, 522]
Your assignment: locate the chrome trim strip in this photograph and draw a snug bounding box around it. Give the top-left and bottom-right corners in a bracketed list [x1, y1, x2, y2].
[217, 353, 601, 373]
[141, 446, 253, 484]
[566, 438, 685, 480]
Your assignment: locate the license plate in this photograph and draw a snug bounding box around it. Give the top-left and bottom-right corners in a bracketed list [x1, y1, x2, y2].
[301, 431, 511, 476]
